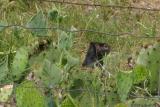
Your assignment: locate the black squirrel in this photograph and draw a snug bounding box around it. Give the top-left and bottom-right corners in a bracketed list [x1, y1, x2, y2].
[82, 42, 111, 68]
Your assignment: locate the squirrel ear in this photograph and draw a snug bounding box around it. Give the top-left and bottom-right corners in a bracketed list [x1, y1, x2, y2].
[95, 44, 101, 52]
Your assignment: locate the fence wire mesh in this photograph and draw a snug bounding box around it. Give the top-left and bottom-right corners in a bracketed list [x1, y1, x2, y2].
[0, 25, 160, 38]
[0, 0, 160, 106]
[41, 0, 160, 12]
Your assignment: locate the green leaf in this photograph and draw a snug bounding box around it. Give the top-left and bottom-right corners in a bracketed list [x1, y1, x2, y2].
[11, 47, 28, 81]
[106, 91, 119, 106]
[48, 9, 58, 21]
[127, 98, 159, 107]
[117, 71, 133, 102]
[136, 48, 149, 66]
[133, 65, 149, 84]
[0, 21, 8, 32]
[45, 48, 61, 63]
[63, 52, 79, 70]
[26, 11, 47, 36]
[0, 56, 8, 82]
[147, 43, 160, 92]
[61, 95, 77, 107]
[69, 79, 84, 98]
[16, 81, 48, 107]
[40, 59, 62, 87]
[136, 43, 160, 92]
[66, 54, 79, 67]
[58, 31, 74, 50]
[79, 93, 94, 107]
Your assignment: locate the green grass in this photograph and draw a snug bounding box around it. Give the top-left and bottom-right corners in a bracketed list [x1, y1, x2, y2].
[0, 0, 158, 53]
[0, 0, 160, 106]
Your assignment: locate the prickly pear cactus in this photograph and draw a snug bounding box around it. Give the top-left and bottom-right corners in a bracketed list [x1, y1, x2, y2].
[78, 92, 94, 107]
[40, 59, 62, 87]
[11, 47, 28, 81]
[0, 56, 8, 83]
[133, 65, 149, 84]
[127, 98, 160, 107]
[136, 43, 160, 92]
[26, 11, 47, 36]
[117, 71, 133, 102]
[16, 81, 48, 107]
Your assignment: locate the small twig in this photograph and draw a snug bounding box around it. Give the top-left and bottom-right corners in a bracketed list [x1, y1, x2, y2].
[0, 51, 16, 55]
[135, 86, 152, 97]
[95, 60, 112, 78]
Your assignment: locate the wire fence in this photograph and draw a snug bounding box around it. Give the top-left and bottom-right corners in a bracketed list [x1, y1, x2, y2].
[0, 25, 160, 39]
[1, 80, 160, 97]
[1, 83, 160, 98]
[0, 91, 159, 106]
[0, 84, 160, 105]
[0, 0, 160, 106]
[41, 0, 160, 12]
[0, 1, 160, 38]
